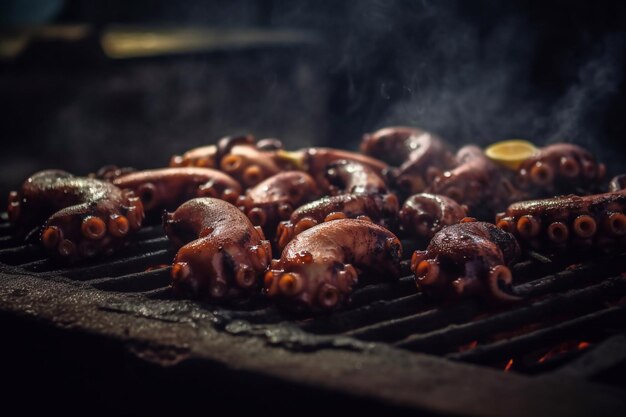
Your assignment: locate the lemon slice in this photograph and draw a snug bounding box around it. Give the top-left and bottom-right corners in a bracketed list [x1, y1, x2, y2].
[485, 140, 538, 170]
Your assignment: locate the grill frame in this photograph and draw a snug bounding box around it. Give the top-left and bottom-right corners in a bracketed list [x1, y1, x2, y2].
[1, 217, 626, 416]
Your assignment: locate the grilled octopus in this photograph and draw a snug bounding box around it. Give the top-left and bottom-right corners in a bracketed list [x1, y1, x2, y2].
[164, 198, 271, 301]
[276, 148, 388, 193]
[265, 219, 402, 313]
[360, 126, 456, 196]
[428, 145, 521, 215]
[496, 189, 626, 252]
[275, 160, 399, 251]
[515, 143, 605, 196]
[7, 170, 144, 262]
[399, 193, 468, 239]
[170, 135, 284, 187]
[325, 159, 388, 196]
[236, 171, 318, 237]
[111, 167, 242, 213]
[411, 220, 521, 302]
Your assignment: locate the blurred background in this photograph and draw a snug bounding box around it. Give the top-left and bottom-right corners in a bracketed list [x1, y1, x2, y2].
[1, 0, 625, 198]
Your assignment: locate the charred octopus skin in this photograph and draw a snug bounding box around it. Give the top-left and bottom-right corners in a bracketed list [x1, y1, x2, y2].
[265, 219, 402, 313]
[276, 147, 388, 193]
[236, 171, 318, 237]
[7, 170, 144, 262]
[399, 193, 468, 239]
[275, 193, 399, 252]
[275, 160, 399, 251]
[169, 134, 256, 169]
[112, 167, 242, 213]
[496, 189, 626, 252]
[164, 198, 271, 301]
[360, 126, 456, 197]
[411, 221, 521, 302]
[515, 143, 605, 196]
[429, 145, 521, 214]
[324, 159, 388, 196]
[170, 135, 283, 187]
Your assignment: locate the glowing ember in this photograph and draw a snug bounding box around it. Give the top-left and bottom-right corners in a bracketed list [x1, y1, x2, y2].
[537, 340, 591, 363]
[458, 340, 478, 352]
[504, 359, 514, 372]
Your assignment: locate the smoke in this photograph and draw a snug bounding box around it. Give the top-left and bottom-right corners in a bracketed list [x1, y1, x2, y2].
[321, 0, 626, 161]
[548, 35, 626, 145]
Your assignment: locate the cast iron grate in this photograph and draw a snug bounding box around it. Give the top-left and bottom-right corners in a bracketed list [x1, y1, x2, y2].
[1, 212, 625, 381]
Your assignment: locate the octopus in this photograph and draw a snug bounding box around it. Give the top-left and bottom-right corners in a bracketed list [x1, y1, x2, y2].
[275, 147, 388, 193]
[360, 126, 456, 196]
[495, 189, 626, 252]
[7, 170, 144, 262]
[264, 219, 402, 313]
[275, 193, 399, 252]
[275, 160, 399, 251]
[111, 167, 242, 213]
[428, 145, 522, 215]
[164, 198, 271, 300]
[399, 193, 468, 239]
[411, 221, 521, 302]
[324, 159, 389, 196]
[236, 171, 318, 237]
[170, 135, 284, 187]
[515, 143, 606, 196]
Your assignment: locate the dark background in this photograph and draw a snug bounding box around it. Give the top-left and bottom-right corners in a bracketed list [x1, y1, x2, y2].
[1, 0, 625, 199]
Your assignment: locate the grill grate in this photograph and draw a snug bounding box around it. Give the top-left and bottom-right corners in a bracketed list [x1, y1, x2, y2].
[1, 212, 625, 381]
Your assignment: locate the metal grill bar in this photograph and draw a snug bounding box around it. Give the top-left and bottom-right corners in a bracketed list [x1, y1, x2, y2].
[0, 213, 624, 381]
[301, 293, 429, 334]
[343, 301, 480, 342]
[89, 267, 171, 292]
[448, 304, 626, 364]
[394, 277, 626, 353]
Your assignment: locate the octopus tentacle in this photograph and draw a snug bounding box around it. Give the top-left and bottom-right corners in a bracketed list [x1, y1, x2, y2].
[8, 170, 144, 262]
[411, 221, 521, 302]
[399, 193, 468, 239]
[496, 189, 626, 252]
[112, 167, 242, 213]
[265, 219, 402, 313]
[171, 135, 284, 187]
[325, 159, 388, 196]
[274, 148, 387, 193]
[164, 198, 271, 301]
[360, 126, 456, 196]
[237, 171, 318, 238]
[516, 143, 605, 196]
[274, 193, 399, 252]
[428, 146, 523, 216]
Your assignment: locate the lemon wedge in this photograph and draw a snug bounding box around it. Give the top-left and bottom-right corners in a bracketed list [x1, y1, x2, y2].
[485, 140, 538, 170]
